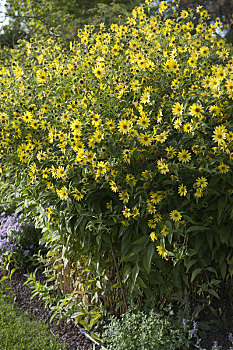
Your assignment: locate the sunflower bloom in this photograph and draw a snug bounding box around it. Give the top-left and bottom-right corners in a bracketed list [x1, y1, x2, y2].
[189, 103, 204, 117]
[178, 184, 187, 196]
[170, 210, 182, 222]
[218, 163, 230, 174]
[178, 149, 191, 163]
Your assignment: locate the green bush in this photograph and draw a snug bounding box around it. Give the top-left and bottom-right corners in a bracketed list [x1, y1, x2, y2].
[0, 0, 233, 330]
[102, 307, 188, 350]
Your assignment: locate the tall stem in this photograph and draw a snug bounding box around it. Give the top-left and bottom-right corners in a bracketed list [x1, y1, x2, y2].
[109, 235, 128, 311]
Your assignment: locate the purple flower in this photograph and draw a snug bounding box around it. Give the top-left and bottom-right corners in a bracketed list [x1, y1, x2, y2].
[193, 320, 198, 330]
[213, 341, 218, 348]
[0, 213, 22, 257]
[23, 250, 29, 257]
[182, 318, 187, 330]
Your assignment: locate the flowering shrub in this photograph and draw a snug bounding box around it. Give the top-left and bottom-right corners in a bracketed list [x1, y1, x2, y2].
[0, 212, 21, 263]
[0, 0, 233, 328]
[0, 211, 42, 270]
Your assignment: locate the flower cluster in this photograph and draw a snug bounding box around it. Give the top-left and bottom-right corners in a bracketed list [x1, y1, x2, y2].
[0, 212, 21, 263]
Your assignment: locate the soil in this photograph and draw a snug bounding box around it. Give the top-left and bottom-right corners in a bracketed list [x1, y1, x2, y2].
[0, 268, 232, 350]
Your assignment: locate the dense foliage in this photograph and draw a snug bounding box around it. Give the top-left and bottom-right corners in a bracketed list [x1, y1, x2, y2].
[102, 307, 188, 349]
[0, 0, 233, 333]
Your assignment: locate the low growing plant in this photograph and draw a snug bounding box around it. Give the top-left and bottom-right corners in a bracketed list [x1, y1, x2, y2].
[102, 307, 189, 350]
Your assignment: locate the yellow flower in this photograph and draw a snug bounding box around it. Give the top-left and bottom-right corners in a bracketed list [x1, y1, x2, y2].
[177, 149, 191, 163]
[181, 10, 188, 18]
[183, 123, 192, 133]
[140, 91, 150, 104]
[189, 103, 204, 117]
[36, 69, 47, 84]
[138, 132, 152, 146]
[158, 163, 169, 174]
[170, 210, 182, 222]
[172, 102, 183, 116]
[218, 163, 230, 174]
[195, 188, 203, 198]
[212, 126, 226, 145]
[126, 174, 137, 186]
[173, 118, 182, 129]
[137, 115, 150, 129]
[199, 46, 209, 57]
[156, 245, 168, 259]
[92, 65, 104, 79]
[118, 119, 133, 134]
[150, 191, 163, 204]
[178, 184, 187, 196]
[119, 191, 129, 203]
[56, 166, 66, 179]
[146, 200, 156, 214]
[132, 207, 140, 219]
[166, 146, 176, 159]
[57, 186, 68, 200]
[71, 119, 82, 131]
[148, 219, 156, 229]
[47, 207, 53, 219]
[150, 232, 157, 242]
[195, 177, 208, 188]
[23, 111, 33, 123]
[73, 188, 84, 201]
[161, 225, 169, 236]
[109, 181, 119, 192]
[155, 131, 168, 143]
[122, 207, 131, 218]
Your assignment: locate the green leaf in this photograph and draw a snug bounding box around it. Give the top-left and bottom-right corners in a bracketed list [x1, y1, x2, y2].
[205, 267, 218, 277]
[143, 242, 155, 274]
[187, 226, 208, 233]
[218, 197, 227, 220]
[186, 259, 198, 272]
[137, 276, 148, 289]
[129, 265, 139, 293]
[208, 289, 220, 299]
[123, 265, 131, 282]
[220, 261, 227, 279]
[191, 268, 202, 282]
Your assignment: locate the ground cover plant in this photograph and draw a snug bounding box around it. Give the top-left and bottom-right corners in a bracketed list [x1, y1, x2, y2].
[0, 0, 233, 341]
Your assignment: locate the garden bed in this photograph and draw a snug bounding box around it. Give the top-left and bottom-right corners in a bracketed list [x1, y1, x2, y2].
[1, 269, 233, 350]
[0, 270, 99, 350]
